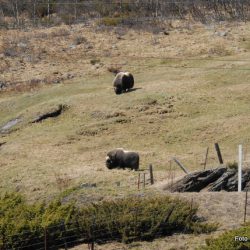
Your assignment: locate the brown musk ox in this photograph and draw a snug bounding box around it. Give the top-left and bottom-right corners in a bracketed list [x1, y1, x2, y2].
[106, 148, 139, 170]
[113, 72, 134, 95]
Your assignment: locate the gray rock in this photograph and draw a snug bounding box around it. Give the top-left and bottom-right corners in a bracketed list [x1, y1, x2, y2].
[69, 44, 76, 49]
[80, 183, 97, 188]
[215, 31, 228, 37]
[17, 42, 27, 48]
[0, 81, 7, 90]
[0, 117, 22, 134]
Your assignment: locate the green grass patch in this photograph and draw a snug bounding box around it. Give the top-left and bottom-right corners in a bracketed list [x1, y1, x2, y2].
[100, 17, 122, 26]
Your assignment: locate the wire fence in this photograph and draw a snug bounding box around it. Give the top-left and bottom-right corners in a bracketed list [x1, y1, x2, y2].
[1, 0, 250, 29]
[1, 204, 194, 250]
[2, 197, 248, 250]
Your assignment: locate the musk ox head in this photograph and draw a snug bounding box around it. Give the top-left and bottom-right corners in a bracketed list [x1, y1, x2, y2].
[114, 84, 122, 95]
[105, 155, 115, 169]
[113, 72, 134, 95]
[105, 149, 120, 169]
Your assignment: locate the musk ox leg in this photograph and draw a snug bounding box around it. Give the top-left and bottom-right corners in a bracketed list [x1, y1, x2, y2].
[133, 156, 139, 171]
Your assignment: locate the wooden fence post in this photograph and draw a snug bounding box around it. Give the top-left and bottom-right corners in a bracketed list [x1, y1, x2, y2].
[173, 158, 189, 174]
[149, 164, 154, 185]
[190, 198, 193, 211]
[88, 242, 94, 250]
[143, 173, 146, 188]
[138, 173, 141, 190]
[238, 144, 243, 192]
[170, 161, 175, 187]
[215, 143, 223, 164]
[244, 190, 248, 223]
[44, 227, 48, 250]
[62, 222, 68, 250]
[204, 147, 209, 170]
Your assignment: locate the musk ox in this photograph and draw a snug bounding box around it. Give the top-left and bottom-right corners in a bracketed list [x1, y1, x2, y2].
[106, 148, 139, 170]
[113, 72, 134, 95]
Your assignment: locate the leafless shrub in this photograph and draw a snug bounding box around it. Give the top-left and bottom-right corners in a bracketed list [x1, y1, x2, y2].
[0, 80, 7, 90]
[73, 35, 87, 45]
[0, 17, 9, 29]
[54, 173, 72, 192]
[0, 60, 10, 74]
[208, 43, 232, 56]
[33, 32, 48, 39]
[29, 78, 42, 86]
[166, 160, 176, 189]
[1, 34, 30, 58]
[114, 27, 128, 37]
[50, 27, 70, 38]
[107, 65, 121, 75]
[105, 111, 126, 119]
[77, 126, 108, 136]
[90, 58, 100, 65]
[1, 0, 250, 29]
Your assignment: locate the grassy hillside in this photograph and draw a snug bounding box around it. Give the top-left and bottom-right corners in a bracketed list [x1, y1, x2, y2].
[1, 54, 250, 202]
[1, 21, 250, 202]
[1, 19, 250, 250]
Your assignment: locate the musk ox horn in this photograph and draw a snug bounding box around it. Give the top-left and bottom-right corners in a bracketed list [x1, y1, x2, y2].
[113, 72, 134, 95]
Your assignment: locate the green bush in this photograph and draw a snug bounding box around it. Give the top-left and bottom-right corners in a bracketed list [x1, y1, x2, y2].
[0, 193, 216, 249]
[100, 17, 122, 26]
[226, 161, 238, 170]
[90, 58, 101, 65]
[203, 223, 250, 250]
[0, 193, 44, 249]
[0, 193, 78, 249]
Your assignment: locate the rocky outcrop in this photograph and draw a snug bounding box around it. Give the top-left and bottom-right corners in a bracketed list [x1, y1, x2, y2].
[166, 167, 250, 192]
[32, 104, 66, 123]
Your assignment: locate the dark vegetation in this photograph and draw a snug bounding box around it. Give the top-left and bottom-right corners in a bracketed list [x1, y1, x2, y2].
[0, 193, 217, 249]
[1, 0, 250, 29]
[203, 223, 250, 250]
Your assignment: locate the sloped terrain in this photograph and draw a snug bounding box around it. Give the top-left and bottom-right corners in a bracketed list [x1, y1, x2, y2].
[1, 20, 250, 249]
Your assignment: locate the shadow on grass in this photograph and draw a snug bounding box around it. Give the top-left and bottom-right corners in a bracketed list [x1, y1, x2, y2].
[126, 87, 142, 93]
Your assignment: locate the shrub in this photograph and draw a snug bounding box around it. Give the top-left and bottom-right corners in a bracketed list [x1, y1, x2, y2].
[0, 193, 216, 248]
[107, 65, 121, 74]
[0, 193, 45, 249]
[203, 223, 250, 250]
[73, 35, 87, 45]
[90, 58, 100, 65]
[50, 27, 70, 38]
[100, 17, 122, 26]
[227, 161, 238, 170]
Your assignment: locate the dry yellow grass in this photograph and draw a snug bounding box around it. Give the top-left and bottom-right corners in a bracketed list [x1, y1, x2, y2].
[0, 20, 249, 90]
[1, 21, 250, 199]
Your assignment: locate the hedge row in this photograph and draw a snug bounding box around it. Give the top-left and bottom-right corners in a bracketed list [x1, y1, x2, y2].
[0, 193, 216, 249]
